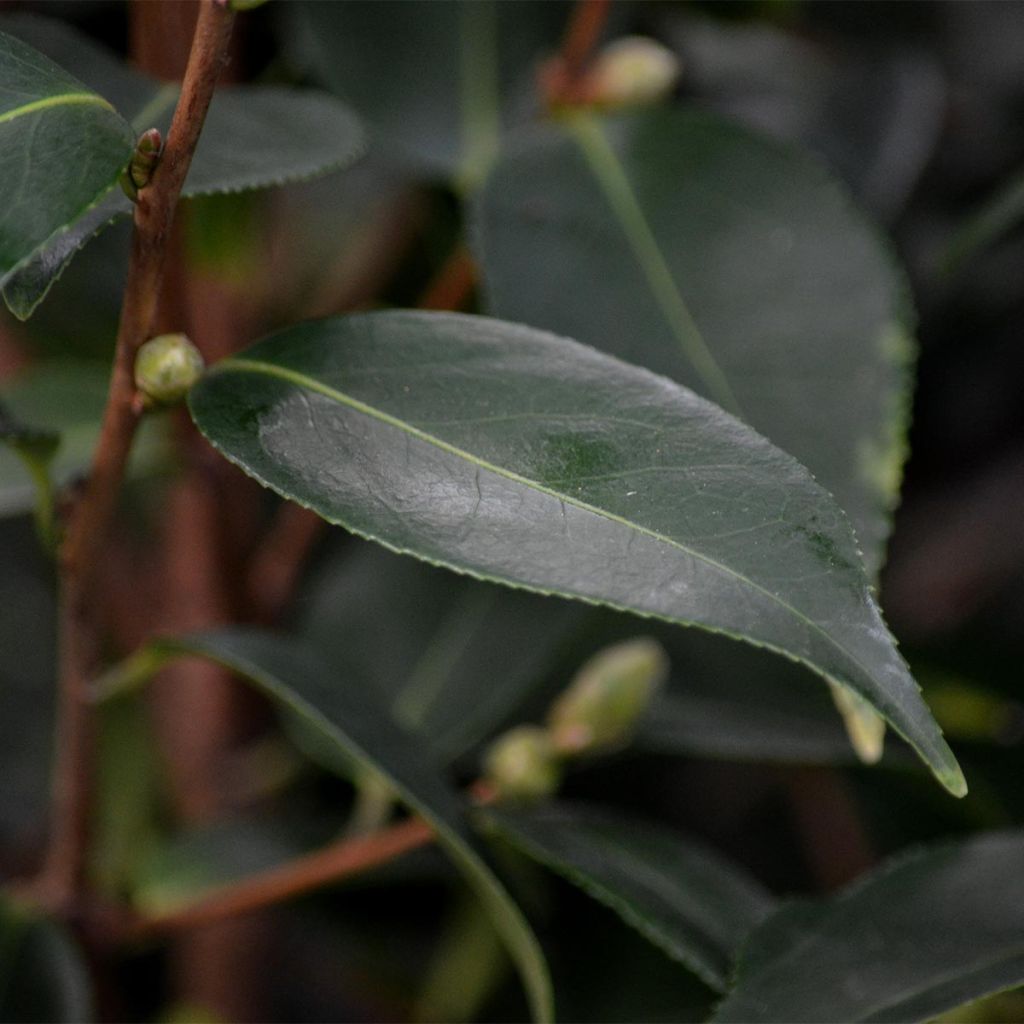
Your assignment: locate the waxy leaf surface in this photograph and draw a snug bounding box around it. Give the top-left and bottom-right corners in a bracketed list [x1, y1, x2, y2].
[0, 29, 132, 296]
[105, 628, 553, 1023]
[488, 803, 775, 991]
[715, 831, 1024, 1022]
[0, 14, 365, 318]
[474, 109, 913, 577]
[187, 310, 963, 795]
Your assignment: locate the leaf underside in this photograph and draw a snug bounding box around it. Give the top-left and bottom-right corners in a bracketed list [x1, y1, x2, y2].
[487, 802, 775, 992]
[110, 629, 554, 1024]
[186, 310, 963, 795]
[0, 29, 133, 300]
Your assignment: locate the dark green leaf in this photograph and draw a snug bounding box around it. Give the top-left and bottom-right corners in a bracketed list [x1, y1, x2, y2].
[101, 628, 553, 1023]
[0, 898, 92, 1023]
[714, 831, 1024, 1023]
[487, 802, 775, 991]
[298, 539, 588, 764]
[0, 28, 133, 302]
[944, 165, 1024, 272]
[0, 14, 365, 318]
[473, 108, 913, 578]
[186, 310, 963, 795]
[284, 0, 563, 186]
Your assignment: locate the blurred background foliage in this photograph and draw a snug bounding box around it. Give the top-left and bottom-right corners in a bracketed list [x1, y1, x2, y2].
[1, 1, 1023, 1020]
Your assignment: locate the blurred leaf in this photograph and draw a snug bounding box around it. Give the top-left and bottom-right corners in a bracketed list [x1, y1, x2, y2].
[714, 831, 1024, 1023]
[297, 539, 588, 765]
[0, 898, 92, 1023]
[473, 108, 914, 578]
[0, 13, 365, 318]
[283, 0, 564, 186]
[944, 166, 1024, 272]
[414, 889, 510, 1023]
[658, 13, 945, 220]
[487, 802, 775, 992]
[0, 361, 169, 518]
[186, 311, 963, 795]
[89, 701, 164, 898]
[0, 29, 133, 307]
[0, 517, 56, 842]
[133, 814, 312, 917]
[102, 628, 554, 1023]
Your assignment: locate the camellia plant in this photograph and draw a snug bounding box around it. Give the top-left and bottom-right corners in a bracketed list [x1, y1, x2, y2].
[0, 1, 1022, 1021]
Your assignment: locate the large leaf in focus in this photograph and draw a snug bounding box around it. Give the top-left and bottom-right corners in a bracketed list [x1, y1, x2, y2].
[0, 14, 365, 318]
[284, 0, 564, 186]
[103, 629, 553, 1023]
[298, 539, 588, 764]
[0, 29, 132, 300]
[187, 310, 962, 794]
[715, 831, 1024, 1023]
[473, 109, 913, 577]
[0, 898, 91, 1022]
[487, 803, 775, 991]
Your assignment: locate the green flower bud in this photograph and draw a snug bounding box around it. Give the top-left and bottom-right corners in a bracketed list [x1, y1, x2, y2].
[134, 333, 205, 406]
[587, 36, 681, 109]
[483, 726, 562, 804]
[120, 128, 163, 201]
[547, 638, 668, 757]
[829, 682, 886, 765]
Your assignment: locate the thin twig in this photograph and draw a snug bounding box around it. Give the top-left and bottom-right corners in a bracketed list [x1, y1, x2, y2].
[417, 244, 477, 312]
[40, 0, 236, 912]
[124, 782, 498, 940]
[130, 817, 434, 940]
[540, 0, 612, 107]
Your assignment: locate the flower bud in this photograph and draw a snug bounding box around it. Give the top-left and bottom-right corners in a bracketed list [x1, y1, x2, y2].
[547, 638, 668, 757]
[134, 333, 205, 406]
[483, 726, 562, 803]
[829, 682, 885, 764]
[587, 36, 681, 109]
[120, 128, 163, 201]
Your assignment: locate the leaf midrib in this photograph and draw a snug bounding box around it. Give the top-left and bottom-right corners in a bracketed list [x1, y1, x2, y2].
[565, 112, 743, 416]
[211, 356, 878, 697]
[0, 91, 114, 125]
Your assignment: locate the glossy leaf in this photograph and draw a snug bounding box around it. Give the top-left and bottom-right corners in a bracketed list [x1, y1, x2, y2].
[0, 898, 92, 1022]
[100, 628, 553, 1023]
[487, 802, 775, 991]
[715, 831, 1024, 1023]
[0, 28, 133, 300]
[186, 310, 963, 795]
[0, 13, 365, 318]
[473, 108, 914, 578]
[284, 0, 563, 187]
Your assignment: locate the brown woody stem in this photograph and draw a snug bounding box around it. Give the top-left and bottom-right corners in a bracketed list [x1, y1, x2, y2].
[40, 0, 236, 912]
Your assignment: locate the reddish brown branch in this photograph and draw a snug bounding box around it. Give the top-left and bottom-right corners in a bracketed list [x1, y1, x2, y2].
[417, 244, 477, 312]
[131, 816, 434, 940]
[248, 503, 325, 623]
[540, 0, 612, 107]
[40, 0, 236, 912]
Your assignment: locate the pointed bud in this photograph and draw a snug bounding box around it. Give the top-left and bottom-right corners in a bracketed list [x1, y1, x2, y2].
[483, 726, 562, 803]
[120, 128, 163, 200]
[829, 682, 886, 764]
[587, 36, 681, 109]
[547, 638, 668, 757]
[134, 333, 205, 407]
